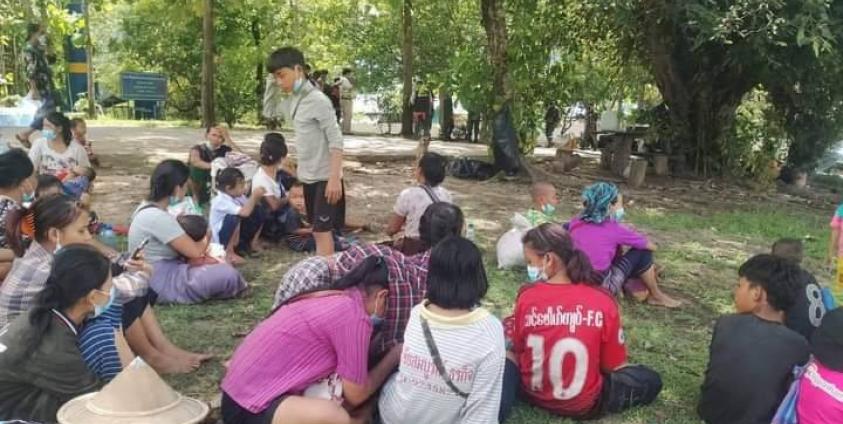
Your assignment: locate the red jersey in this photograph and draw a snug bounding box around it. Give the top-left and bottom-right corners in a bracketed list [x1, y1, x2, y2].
[506, 282, 626, 416]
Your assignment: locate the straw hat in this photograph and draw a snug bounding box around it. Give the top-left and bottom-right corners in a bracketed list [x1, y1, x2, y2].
[57, 358, 209, 424]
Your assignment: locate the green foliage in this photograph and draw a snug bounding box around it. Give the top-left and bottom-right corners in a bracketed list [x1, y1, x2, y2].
[724, 89, 789, 183]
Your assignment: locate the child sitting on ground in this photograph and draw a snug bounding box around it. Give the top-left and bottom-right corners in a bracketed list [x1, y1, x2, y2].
[796, 308, 843, 423]
[568, 182, 680, 307]
[504, 223, 662, 420]
[379, 236, 505, 424]
[385, 152, 453, 255]
[772, 238, 830, 340]
[252, 133, 290, 242]
[70, 117, 99, 167]
[283, 182, 348, 252]
[61, 165, 96, 201]
[209, 168, 266, 265]
[698, 254, 810, 424]
[525, 182, 559, 227]
[177, 214, 225, 267]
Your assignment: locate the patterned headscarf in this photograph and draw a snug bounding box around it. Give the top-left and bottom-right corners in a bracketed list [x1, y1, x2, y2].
[580, 182, 619, 224]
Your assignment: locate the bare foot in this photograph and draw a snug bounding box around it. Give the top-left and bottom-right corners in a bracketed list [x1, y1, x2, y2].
[149, 355, 201, 374]
[647, 293, 682, 308]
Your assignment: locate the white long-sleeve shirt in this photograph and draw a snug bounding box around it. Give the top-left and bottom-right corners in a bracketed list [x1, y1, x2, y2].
[379, 303, 505, 424]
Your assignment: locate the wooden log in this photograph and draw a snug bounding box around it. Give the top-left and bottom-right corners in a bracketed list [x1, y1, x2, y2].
[653, 154, 669, 176]
[628, 156, 647, 188]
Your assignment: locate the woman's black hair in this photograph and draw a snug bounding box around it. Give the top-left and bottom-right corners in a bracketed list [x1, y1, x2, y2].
[418, 152, 447, 187]
[522, 223, 601, 285]
[45, 112, 72, 146]
[427, 236, 487, 309]
[419, 202, 464, 248]
[0, 148, 34, 189]
[216, 167, 245, 192]
[36, 174, 62, 196]
[20, 244, 110, 360]
[177, 215, 208, 242]
[5, 194, 82, 257]
[334, 256, 389, 293]
[260, 133, 288, 165]
[148, 159, 190, 202]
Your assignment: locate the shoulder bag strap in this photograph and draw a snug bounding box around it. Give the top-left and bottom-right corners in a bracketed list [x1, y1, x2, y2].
[419, 184, 440, 203]
[420, 316, 469, 399]
[291, 88, 314, 121]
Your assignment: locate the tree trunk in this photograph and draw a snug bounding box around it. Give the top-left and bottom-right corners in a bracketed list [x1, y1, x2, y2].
[251, 17, 263, 122]
[84, 0, 95, 119]
[582, 102, 597, 150]
[481, 0, 511, 110]
[439, 87, 453, 141]
[200, 0, 215, 127]
[400, 0, 414, 137]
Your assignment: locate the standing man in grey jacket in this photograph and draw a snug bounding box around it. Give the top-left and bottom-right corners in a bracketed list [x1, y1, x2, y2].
[267, 47, 345, 256]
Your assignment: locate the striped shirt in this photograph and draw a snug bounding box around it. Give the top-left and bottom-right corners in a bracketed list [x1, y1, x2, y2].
[79, 303, 123, 381]
[222, 288, 371, 413]
[272, 244, 431, 356]
[379, 303, 506, 424]
[0, 242, 53, 328]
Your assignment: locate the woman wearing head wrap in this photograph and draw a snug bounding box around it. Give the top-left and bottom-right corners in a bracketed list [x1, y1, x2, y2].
[567, 182, 680, 308]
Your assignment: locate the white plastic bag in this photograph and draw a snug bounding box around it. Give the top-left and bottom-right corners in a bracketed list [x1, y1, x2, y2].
[496, 213, 532, 269]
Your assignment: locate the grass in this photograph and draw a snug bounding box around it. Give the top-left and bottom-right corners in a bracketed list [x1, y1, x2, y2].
[153, 203, 830, 424]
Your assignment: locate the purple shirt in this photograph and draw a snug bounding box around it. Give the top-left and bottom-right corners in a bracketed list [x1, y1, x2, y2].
[221, 288, 371, 413]
[568, 218, 648, 272]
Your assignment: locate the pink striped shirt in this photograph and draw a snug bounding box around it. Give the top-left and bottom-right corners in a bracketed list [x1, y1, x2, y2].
[221, 288, 372, 413]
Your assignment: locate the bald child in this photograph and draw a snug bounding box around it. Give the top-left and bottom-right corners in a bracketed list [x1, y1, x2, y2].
[525, 182, 559, 226]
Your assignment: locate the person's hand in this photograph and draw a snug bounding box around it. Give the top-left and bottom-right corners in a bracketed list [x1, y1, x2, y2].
[325, 177, 342, 205]
[124, 257, 153, 275]
[251, 186, 267, 198]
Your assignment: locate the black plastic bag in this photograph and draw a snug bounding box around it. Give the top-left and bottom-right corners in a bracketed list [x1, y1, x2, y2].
[448, 157, 497, 181]
[491, 103, 521, 175]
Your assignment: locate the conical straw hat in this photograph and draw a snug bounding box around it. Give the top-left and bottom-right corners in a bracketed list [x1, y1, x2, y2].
[57, 358, 209, 424]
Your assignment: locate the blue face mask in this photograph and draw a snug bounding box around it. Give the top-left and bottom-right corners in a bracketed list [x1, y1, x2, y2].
[22, 191, 35, 204]
[527, 265, 543, 283]
[93, 286, 116, 318]
[168, 195, 180, 207]
[613, 207, 625, 222]
[42, 129, 56, 142]
[370, 313, 385, 328]
[293, 77, 305, 94]
[542, 203, 556, 216]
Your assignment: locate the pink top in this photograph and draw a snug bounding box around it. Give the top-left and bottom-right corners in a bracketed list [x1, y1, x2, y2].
[568, 218, 649, 272]
[797, 361, 843, 424]
[831, 212, 843, 257]
[221, 288, 372, 413]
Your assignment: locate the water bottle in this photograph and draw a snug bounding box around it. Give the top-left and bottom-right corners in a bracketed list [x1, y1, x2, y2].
[99, 225, 118, 250]
[466, 222, 476, 242]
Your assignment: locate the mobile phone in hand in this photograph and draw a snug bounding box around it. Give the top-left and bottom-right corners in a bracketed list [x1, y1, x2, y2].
[131, 237, 150, 260]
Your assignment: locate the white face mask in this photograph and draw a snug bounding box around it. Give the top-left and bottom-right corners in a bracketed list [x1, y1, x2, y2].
[37, 34, 47, 47]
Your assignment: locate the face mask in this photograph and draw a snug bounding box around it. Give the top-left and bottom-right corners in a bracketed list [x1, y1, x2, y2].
[542, 203, 556, 216]
[93, 286, 116, 318]
[527, 265, 543, 283]
[293, 77, 305, 94]
[168, 195, 181, 207]
[22, 191, 35, 204]
[613, 207, 625, 222]
[42, 129, 56, 142]
[370, 313, 385, 328]
[38, 34, 47, 47]
[53, 233, 63, 254]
